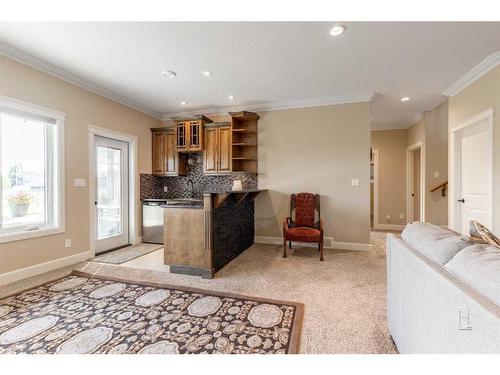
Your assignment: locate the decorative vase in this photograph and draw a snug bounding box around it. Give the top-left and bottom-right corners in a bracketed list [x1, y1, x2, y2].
[9, 202, 30, 217]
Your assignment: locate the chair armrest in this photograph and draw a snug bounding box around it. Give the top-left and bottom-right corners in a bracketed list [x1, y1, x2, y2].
[283, 217, 291, 230]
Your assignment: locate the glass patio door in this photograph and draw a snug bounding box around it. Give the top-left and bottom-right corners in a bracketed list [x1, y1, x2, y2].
[94, 136, 129, 254]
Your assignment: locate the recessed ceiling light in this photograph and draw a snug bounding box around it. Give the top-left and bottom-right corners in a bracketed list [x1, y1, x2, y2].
[228, 95, 235, 100]
[400, 97, 410, 102]
[202, 71, 212, 77]
[181, 101, 187, 105]
[329, 25, 346, 37]
[161, 70, 177, 78]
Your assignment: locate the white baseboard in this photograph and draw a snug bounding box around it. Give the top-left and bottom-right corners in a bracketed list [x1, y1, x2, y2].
[254, 236, 371, 251]
[373, 224, 405, 231]
[0, 250, 92, 286]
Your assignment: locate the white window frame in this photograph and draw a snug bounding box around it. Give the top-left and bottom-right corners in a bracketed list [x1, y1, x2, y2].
[0, 95, 65, 243]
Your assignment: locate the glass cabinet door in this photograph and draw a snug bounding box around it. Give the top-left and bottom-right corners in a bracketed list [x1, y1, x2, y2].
[176, 122, 187, 151]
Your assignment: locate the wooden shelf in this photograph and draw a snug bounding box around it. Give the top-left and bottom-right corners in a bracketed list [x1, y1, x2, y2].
[232, 129, 256, 133]
[232, 142, 256, 146]
[230, 111, 259, 173]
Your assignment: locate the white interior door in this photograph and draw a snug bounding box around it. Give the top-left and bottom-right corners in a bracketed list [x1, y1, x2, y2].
[412, 148, 422, 221]
[94, 136, 129, 253]
[458, 121, 492, 235]
[406, 143, 424, 223]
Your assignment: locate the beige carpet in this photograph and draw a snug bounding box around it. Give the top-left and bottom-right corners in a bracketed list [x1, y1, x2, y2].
[0, 231, 397, 354]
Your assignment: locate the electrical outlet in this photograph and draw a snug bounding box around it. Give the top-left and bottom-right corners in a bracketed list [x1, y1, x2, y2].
[386, 215, 391, 221]
[163, 186, 168, 193]
[434, 171, 440, 178]
[65, 239, 72, 248]
[400, 213, 405, 219]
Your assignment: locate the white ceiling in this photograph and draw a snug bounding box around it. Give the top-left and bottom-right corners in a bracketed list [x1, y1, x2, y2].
[1, 22, 500, 128]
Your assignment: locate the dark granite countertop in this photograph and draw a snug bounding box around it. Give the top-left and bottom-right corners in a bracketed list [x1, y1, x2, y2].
[203, 189, 266, 194]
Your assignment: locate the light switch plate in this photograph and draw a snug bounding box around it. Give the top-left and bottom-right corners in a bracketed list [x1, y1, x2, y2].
[400, 213, 405, 219]
[434, 171, 440, 178]
[163, 186, 168, 193]
[351, 178, 360, 186]
[73, 178, 87, 187]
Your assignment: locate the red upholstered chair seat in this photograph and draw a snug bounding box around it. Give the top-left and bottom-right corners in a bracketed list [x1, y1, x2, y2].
[285, 227, 321, 242]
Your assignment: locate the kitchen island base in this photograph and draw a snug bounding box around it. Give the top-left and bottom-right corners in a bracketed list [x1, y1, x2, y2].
[163, 190, 264, 278]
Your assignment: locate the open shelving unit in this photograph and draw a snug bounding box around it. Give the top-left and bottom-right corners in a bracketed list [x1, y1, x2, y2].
[229, 111, 259, 173]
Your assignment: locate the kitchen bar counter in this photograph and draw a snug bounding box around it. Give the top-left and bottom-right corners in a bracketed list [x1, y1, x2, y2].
[163, 190, 265, 278]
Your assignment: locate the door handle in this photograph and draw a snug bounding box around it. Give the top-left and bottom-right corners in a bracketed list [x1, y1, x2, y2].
[458, 199, 465, 203]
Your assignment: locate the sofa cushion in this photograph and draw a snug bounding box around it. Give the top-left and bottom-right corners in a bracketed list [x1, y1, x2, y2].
[445, 244, 500, 305]
[401, 222, 474, 264]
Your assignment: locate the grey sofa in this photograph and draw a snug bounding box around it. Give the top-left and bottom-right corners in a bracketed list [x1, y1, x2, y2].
[386, 223, 500, 353]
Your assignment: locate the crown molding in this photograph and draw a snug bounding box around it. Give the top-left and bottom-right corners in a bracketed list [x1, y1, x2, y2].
[371, 125, 408, 131]
[161, 92, 374, 120]
[442, 51, 500, 97]
[0, 42, 162, 119]
[371, 112, 422, 131]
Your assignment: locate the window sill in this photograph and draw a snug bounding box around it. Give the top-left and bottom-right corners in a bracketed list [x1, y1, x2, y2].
[0, 227, 64, 244]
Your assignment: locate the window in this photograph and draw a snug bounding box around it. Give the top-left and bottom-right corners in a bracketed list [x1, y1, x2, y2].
[0, 96, 65, 243]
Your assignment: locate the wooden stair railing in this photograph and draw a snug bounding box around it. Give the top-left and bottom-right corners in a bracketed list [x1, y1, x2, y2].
[430, 181, 448, 197]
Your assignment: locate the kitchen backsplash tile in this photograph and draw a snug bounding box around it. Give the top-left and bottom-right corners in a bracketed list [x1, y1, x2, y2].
[140, 153, 257, 200]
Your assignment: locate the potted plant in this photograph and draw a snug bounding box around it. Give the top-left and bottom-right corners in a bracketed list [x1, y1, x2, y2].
[8, 191, 33, 217]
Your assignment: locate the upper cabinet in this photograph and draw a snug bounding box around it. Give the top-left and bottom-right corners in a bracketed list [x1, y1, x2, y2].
[230, 111, 259, 173]
[173, 115, 213, 152]
[151, 127, 186, 176]
[204, 123, 232, 174]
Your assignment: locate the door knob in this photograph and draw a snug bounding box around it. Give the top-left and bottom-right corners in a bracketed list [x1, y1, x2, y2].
[458, 199, 465, 203]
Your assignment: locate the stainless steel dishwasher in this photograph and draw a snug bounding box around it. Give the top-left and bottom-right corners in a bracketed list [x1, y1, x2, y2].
[142, 199, 167, 244]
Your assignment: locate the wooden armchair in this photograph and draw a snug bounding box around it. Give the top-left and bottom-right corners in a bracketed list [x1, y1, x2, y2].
[283, 193, 324, 261]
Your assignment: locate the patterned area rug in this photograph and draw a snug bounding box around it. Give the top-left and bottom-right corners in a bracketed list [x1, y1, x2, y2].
[92, 243, 163, 264]
[0, 271, 304, 354]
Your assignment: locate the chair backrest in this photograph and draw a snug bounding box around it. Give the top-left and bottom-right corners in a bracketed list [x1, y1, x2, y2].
[290, 193, 320, 228]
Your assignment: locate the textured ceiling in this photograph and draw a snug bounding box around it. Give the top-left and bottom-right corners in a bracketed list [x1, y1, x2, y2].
[1, 22, 500, 128]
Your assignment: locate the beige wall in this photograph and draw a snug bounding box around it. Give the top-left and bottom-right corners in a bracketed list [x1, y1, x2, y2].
[424, 100, 448, 224]
[0, 55, 160, 274]
[370, 100, 449, 228]
[449, 65, 500, 233]
[255, 104, 371, 245]
[407, 118, 425, 146]
[201, 104, 371, 246]
[371, 130, 407, 226]
[405, 102, 449, 225]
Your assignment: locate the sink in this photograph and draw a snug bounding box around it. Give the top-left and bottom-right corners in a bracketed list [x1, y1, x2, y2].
[164, 198, 203, 208]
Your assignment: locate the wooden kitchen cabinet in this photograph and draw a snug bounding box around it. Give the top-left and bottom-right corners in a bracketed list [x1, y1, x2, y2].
[151, 127, 186, 176]
[218, 127, 232, 172]
[204, 123, 231, 174]
[173, 115, 213, 152]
